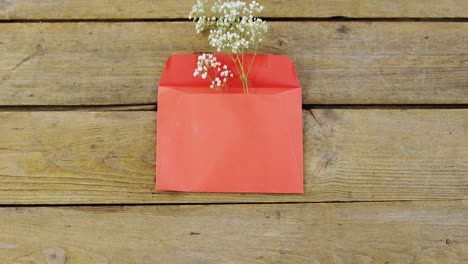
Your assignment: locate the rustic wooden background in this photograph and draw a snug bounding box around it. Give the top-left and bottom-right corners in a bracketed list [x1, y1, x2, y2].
[1, 0, 467, 263]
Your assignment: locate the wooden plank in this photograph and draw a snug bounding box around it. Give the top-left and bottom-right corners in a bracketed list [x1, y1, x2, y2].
[0, 110, 466, 204]
[2, 0, 468, 19]
[1, 22, 468, 106]
[1, 201, 467, 262]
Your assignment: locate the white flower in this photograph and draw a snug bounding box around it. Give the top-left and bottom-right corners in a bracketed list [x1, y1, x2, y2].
[190, 0, 268, 54]
[190, 1, 267, 93]
[193, 53, 234, 91]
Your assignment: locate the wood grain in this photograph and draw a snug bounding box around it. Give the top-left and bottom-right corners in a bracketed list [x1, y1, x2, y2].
[1, 201, 467, 263]
[0, 110, 466, 204]
[1, 22, 468, 105]
[1, 0, 468, 19]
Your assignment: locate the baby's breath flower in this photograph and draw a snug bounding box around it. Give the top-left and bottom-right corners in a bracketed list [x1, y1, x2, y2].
[190, 1, 268, 93]
[193, 53, 234, 91]
[189, 0, 268, 54]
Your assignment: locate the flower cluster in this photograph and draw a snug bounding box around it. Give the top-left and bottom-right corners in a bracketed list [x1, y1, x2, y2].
[189, 1, 268, 93]
[193, 53, 234, 91]
[189, 0, 268, 54]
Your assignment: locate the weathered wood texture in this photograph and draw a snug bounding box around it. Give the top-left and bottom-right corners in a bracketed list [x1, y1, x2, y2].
[1, 22, 468, 105]
[1, 201, 467, 263]
[1, 0, 468, 19]
[0, 110, 465, 204]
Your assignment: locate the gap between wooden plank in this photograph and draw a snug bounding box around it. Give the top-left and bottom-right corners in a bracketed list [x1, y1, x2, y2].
[0, 199, 465, 208]
[0, 104, 467, 112]
[3, 17, 468, 23]
[0, 104, 157, 112]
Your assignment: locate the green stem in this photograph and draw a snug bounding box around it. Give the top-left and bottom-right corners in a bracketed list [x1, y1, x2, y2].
[236, 54, 246, 93]
[230, 52, 251, 94]
[241, 48, 249, 94]
[229, 54, 245, 93]
[246, 43, 259, 77]
[235, 54, 247, 93]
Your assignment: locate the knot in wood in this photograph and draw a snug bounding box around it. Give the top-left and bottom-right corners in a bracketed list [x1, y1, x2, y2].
[44, 248, 67, 264]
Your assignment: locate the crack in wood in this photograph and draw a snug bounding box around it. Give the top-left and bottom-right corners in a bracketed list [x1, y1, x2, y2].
[11, 44, 44, 71]
[309, 109, 324, 130]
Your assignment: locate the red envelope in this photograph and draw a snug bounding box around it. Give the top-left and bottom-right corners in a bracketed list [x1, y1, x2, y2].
[156, 54, 303, 193]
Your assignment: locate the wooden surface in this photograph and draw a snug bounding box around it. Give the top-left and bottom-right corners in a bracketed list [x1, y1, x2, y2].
[1, 0, 468, 19]
[2, 201, 467, 263]
[0, 110, 466, 204]
[1, 22, 468, 105]
[1, 0, 467, 263]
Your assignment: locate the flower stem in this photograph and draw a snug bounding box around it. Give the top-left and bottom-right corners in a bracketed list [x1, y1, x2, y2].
[241, 47, 249, 94]
[246, 43, 259, 77]
[230, 52, 252, 94]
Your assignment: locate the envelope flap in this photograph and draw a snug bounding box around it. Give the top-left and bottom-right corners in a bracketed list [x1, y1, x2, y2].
[159, 54, 300, 89]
